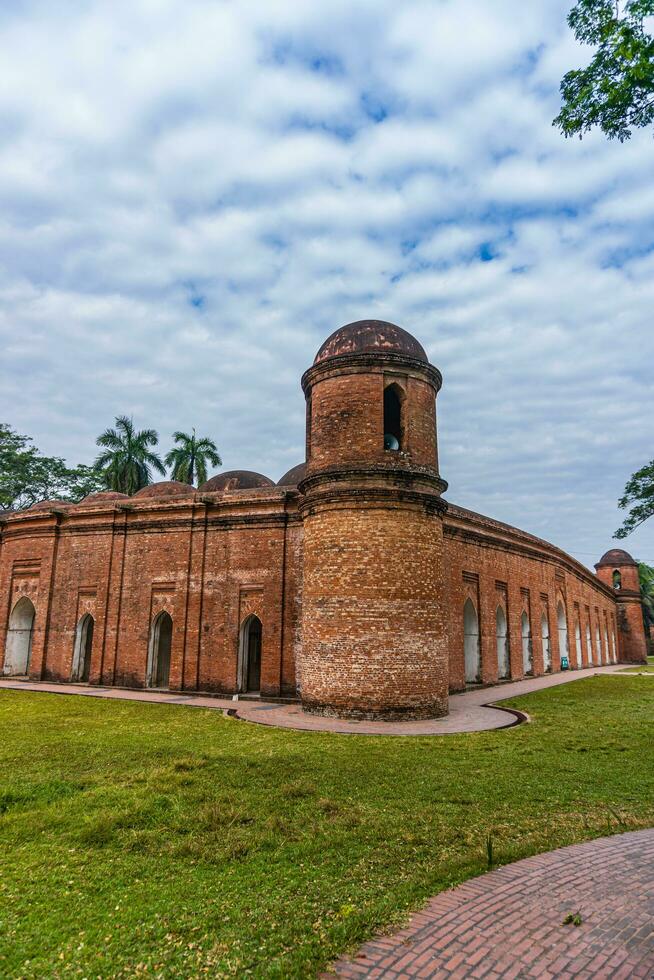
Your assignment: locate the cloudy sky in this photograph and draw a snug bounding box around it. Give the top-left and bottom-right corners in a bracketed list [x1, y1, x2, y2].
[1, 0, 653, 568]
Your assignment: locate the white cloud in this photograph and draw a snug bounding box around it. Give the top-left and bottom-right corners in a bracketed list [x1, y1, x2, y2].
[0, 0, 653, 565]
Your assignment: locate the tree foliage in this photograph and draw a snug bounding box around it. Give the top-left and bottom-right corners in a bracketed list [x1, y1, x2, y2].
[164, 429, 221, 487]
[0, 424, 104, 511]
[614, 457, 654, 537]
[637, 561, 654, 632]
[554, 0, 654, 140]
[94, 416, 165, 495]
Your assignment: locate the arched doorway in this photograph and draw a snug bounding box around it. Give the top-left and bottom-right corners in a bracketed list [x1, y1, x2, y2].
[463, 599, 480, 683]
[574, 619, 582, 669]
[239, 615, 262, 693]
[595, 624, 602, 665]
[71, 614, 94, 682]
[147, 611, 172, 689]
[496, 606, 509, 679]
[521, 611, 532, 675]
[557, 602, 568, 666]
[4, 597, 35, 676]
[611, 629, 617, 663]
[603, 624, 610, 665]
[586, 624, 593, 665]
[541, 613, 551, 671]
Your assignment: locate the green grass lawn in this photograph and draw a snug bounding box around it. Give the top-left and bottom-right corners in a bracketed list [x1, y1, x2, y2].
[0, 677, 652, 978]
[620, 655, 654, 673]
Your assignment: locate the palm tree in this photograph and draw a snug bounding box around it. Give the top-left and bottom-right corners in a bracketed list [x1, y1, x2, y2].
[94, 416, 166, 495]
[164, 429, 221, 487]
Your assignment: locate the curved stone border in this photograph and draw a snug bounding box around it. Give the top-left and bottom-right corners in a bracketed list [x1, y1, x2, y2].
[0, 663, 630, 737]
[325, 828, 654, 978]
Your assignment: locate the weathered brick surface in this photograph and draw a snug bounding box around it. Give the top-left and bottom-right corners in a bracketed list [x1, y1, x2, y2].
[0, 321, 647, 709]
[0, 492, 302, 698]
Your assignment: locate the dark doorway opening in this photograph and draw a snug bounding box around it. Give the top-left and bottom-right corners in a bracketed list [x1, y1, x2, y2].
[241, 615, 262, 693]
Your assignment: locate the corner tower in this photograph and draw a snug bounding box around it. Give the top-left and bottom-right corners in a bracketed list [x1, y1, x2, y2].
[298, 319, 449, 719]
[595, 548, 648, 664]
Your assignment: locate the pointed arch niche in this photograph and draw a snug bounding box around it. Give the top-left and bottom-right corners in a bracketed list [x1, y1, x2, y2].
[4, 597, 35, 676]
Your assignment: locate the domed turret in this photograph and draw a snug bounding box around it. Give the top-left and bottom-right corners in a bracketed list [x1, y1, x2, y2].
[199, 471, 274, 493]
[595, 546, 647, 664]
[29, 499, 71, 511]
[298, 318, 448, 721]
[596, 548, 637, 567]
[134, 481, 196, 500]
[314, 320, 428, 365]
[80, 491, 130, 504]
[277, 462, 307, 487]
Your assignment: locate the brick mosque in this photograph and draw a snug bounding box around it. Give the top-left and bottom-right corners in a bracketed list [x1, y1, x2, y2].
[0, 320, 648, 719]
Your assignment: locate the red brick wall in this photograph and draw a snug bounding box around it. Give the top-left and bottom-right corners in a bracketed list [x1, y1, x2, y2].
[0, 492, 302, 697]
[300, 499, 448, 719]
[444, 505, 624, 691]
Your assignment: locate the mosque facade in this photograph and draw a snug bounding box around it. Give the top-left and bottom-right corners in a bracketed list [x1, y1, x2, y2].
[0, 321, 648, 719]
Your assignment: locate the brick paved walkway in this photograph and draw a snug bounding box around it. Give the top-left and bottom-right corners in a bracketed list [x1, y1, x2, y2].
[326, 829, 654, 979]
[0, 663, 640, 736]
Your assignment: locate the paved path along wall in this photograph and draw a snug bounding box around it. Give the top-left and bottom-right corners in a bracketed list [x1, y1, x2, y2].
[0, 663, 643, 736]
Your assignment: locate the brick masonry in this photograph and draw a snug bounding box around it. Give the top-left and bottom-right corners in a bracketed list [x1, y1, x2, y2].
[0, 320, 647, 712]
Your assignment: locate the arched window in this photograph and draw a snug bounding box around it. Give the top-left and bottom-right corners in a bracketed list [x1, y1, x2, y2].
[239, 614, 262, 693]
[521, 611, 532, 675]
[147, 611, 172, 689]
[574, 619, 582, 669]
[541, 613, 551, 671]
[383, 384, 403, 451]
[496, 606, 509, 679]
[71, 613, 94, 683]
[463, 599, 480, 683]
[612, 569, 621, 590]
[557, 602, 568, 666]
[586, 624, 593, 665]
[4, 597, 36, 676]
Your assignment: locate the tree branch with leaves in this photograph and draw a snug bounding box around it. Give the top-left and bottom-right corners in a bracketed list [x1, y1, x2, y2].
[555, 0, 654, 140]
[615, 457, 654, 537]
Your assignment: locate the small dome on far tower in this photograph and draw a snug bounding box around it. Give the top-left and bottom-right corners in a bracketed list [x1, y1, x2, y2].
[596, 548, 638, 567]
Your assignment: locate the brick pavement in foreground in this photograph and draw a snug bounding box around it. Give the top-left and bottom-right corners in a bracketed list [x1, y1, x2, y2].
[325, 829, 654, 979]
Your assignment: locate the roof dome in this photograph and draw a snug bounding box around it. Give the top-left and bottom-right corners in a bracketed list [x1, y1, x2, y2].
[29, 499, 71, 511]
[277, 462, 307, 487]
[314, 320, 428, 365]
[199, 470, 274, 492]
[134, 481, 196, 500]
[80, 491, 129, 503]
[596, 548, 638, 568]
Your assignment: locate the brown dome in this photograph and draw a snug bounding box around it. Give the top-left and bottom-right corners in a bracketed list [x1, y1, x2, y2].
[596, 548, 638, 568]
[80, 491, 129, 503]
[29, 499, 71, 511]
[277, 462, 307, 487]
[314, 320, 428, 365]
[199, 471, 274, 492]
[134, 481, 196, 500]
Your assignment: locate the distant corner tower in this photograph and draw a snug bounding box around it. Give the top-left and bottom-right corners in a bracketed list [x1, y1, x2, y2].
[298, 319, 449, 720]
[595, 548, 648, 664]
